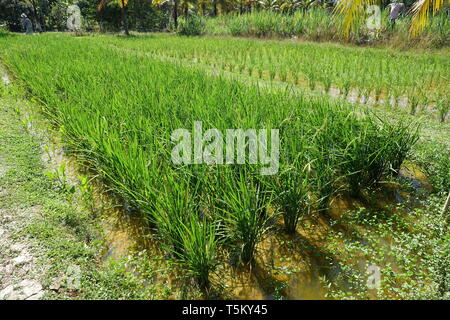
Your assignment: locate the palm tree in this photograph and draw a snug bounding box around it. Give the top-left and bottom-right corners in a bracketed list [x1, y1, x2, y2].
[280, 0, 301, 14]
[180, 0, 196, 17]
[154, 0, 180, 28]
[98, 0, 130, 35]
[211, 0, 231, 15]
[280, 0, 316, 14]
[410, 0, 449, 36]
[335, 0, 449, 38]
[258, 0, 280, 11]
[197, 0, 209, 15]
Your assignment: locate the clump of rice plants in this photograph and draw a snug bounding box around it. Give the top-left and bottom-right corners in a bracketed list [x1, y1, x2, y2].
[339, 123, 392, 198]
[173, 213, 220, 291]
[153, 177, 219, 290]
[216, 170, 273, 265]
[273, 165, 311, 234]
[382, 120, 420, 176]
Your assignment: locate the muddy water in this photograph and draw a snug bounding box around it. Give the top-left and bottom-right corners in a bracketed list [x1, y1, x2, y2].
[100, 203, 154, 261]
[214, 164, 432, 300]
[94, 164, 432, 300]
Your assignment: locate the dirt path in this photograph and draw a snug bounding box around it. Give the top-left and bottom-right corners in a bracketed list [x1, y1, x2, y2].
[0, 73, 46, 300]
[0, 206, 45, 300]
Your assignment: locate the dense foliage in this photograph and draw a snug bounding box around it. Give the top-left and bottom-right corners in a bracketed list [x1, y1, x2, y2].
[1, 0, 448, 47]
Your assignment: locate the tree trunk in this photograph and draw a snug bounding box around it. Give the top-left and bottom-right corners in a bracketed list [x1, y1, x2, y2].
[121, 1, 129, 35]
[213, 1, 218, 16]
[201, 3, 206, 16]
[240, 2, 243, 14]
[30, 0, 42, 32]
[184, 4, 188, 18]
[174, 0, 179, 29]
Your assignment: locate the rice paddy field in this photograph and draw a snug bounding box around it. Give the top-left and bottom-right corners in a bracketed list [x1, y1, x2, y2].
[0, 32, 449, 300]
[92, 34, 449, 121]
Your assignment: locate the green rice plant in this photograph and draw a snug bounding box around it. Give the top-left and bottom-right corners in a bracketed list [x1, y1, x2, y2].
[307, 75, 316, 91]
[273, 165, 311, 234]
[153, 176, 219, 289]
[391, 85, 403, 109]
[374, 86, 383, 104]
[292, 71, 299, 85]
[435, 94, 449, 123]
[269, 69, 276, 81]
[322, 76, 332, 94]
[153, 179, 195, 257]
[280, 68, 288, 82]
[247, 65, 254, 76]
[408, 90, 420, 115]
[341, 77, 352, 100]
[339, 123, 392, 197]
[172, 213, 220, 290]
[216, 170, 273, 265]
[257, 67, 264, 79]
[382, 120, 420, 176]
[311, 157, 338, 211]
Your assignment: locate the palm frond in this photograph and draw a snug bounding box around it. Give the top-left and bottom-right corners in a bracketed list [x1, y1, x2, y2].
[334, 0, 378, 39]
[410, 0, 448, 37]
[97, 0, 129, 10]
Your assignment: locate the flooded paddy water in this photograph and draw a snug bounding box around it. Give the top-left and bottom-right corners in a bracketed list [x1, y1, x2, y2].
[91, 162, 434, 300]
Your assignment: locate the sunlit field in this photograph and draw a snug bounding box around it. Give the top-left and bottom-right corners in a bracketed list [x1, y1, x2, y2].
[0, 32, 448, 300]
[91, 33, 449, 121]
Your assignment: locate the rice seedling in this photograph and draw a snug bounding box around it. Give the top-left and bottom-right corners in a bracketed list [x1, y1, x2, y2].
[322, 76, 332, 95]
[292, 71, 299, 86]
[408, 90, 420, 115]
[435, 93, 449, 123]
[280, 69, 288, 82]
[86, 34, 447, 121]
[247, 65, 254, 77]
[215, 170, 274, 265]
[273, 165, 311, 234]
[257, 67, 264, 79]
[269, 69, 276, 81]
[307, 74, 316, 91]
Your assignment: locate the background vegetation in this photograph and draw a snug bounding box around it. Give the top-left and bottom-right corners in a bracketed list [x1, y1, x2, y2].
[0, 0, 449, 47]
